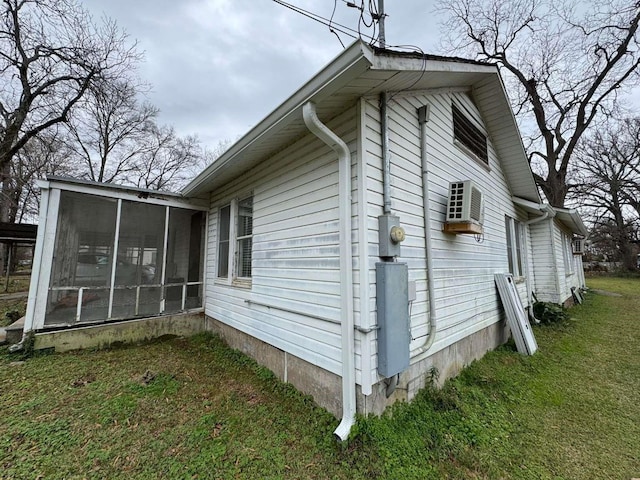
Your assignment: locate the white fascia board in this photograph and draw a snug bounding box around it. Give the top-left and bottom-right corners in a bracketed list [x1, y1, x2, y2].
[371, 54, 497, 74]
[182, 41, 375, 197]
[555, 208, 589, 237]
[45, 178, 208, 210]
[512, 196, 545, 213]
[486, 73, 541, 204]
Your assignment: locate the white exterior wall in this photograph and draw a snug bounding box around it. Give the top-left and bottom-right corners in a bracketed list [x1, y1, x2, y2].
[554, 221, 583, 303]
[529, 220, 559, 303]
[362, 91, 531, 385]
[204, 106, 367, 383]
[530, 218, 584, 304]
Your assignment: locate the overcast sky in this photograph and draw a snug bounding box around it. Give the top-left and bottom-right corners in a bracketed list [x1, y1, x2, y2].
[84, 1, 442, 150]
[84, 0, 640, 153]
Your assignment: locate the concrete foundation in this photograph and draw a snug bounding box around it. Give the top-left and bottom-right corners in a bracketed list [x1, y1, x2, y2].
[34, 312, 206, 352]
[206, 314, 509, 418]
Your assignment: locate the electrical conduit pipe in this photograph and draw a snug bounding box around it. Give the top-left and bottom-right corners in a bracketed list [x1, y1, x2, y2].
[302, 102, 356, 441]
[412, 105, 438, 357]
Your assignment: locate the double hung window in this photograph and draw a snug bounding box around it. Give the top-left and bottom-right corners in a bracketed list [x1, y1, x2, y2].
[505, 215, 524, 277]
[217, 195, 253, 282]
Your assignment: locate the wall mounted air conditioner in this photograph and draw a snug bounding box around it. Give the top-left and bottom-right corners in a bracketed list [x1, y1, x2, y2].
[572, 238, 585, 255]
[443, 180, 484, 234]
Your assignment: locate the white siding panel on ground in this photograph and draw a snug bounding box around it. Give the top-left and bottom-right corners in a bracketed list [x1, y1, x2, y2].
[363, 91, 530, 383]
[205, 106, 363, 380]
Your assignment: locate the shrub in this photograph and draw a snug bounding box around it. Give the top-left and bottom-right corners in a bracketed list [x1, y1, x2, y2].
[532, 301, 570, 325]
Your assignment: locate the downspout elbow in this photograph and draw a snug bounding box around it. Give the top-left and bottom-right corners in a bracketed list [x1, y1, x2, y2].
[302, 101, 356, 441]
[525, 204, 555, 226]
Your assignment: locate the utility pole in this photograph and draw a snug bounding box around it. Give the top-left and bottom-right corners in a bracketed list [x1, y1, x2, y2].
[378, 0, 385, 48]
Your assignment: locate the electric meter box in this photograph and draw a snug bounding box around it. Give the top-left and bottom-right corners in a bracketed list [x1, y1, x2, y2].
[376, 262, 410, 378]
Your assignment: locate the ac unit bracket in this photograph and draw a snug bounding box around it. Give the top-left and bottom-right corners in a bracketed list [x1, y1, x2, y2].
[443, 221, 483, 235]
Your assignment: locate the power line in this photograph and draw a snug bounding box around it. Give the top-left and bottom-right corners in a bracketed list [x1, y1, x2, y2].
[272, 0, 378, 45]
[329, 0, 346, 48]
[272, 1, 427, 58]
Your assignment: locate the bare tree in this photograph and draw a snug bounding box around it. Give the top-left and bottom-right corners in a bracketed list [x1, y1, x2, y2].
[66, 78, 158, 183]
[132, 125, 204, 191]
[439, 0, 640, 207]
[575, 118, 640, 269]
[0, 0, 141, 222]
[10, 131, 76, 223]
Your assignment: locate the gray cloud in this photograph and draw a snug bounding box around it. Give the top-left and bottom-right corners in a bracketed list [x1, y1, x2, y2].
[83, 1, 442, 148]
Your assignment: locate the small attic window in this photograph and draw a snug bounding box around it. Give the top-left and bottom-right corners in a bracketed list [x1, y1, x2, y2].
[452, 104, 488, 165]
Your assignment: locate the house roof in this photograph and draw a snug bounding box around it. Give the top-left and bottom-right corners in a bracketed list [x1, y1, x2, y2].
[183, 41, 540, 203]
[512, 196, 589, 237]
[554, 208, 589, 237]
[0, 222, 37, 243]
[40, 176, 208, 209]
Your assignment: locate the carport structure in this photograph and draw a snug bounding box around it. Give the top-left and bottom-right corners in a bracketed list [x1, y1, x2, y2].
[24, 177, 207, 332]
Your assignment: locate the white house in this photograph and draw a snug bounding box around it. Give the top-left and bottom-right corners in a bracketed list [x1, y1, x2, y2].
[22, 41, 587, 440]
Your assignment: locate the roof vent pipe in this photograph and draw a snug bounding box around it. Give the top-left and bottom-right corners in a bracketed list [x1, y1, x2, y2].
[302, 101, 356, 442]
[412, 105, 437, 357]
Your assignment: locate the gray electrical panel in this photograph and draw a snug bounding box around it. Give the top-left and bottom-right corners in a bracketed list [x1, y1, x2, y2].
[376, 262, 410, 378]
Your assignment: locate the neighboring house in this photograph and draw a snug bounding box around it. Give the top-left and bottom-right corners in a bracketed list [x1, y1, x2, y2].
[22, 41, 587, 440]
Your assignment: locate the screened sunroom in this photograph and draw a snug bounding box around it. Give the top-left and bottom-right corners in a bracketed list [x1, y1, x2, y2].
[24, 177, 207, 332]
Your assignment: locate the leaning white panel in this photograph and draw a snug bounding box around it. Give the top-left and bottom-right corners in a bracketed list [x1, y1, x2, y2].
[494, 273, 537, 355]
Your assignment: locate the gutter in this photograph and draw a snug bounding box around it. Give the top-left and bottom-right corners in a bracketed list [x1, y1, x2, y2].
[411, 105, 437, 357]
[302, 102, 356, 442]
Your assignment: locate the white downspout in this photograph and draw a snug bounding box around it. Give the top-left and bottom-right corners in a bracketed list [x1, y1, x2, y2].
[302, 101, 356, 441]
[523, 204, 555, 319]
[411, 105, 437, 357]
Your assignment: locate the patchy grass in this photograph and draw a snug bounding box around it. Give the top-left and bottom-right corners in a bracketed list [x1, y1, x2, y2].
[1, 277, 638, 479]
[0, 334, 375, 479]
[0, 274, 29, 327]
[0, 297, 27, 327]
[0, 274, 30, 294]
[356, 277, 640, 479]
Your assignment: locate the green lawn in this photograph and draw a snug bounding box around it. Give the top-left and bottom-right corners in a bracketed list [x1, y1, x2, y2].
[0, 277, 638, 479]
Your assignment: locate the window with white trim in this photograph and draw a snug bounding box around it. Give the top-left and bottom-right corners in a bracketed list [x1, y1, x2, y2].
[217, 195, 253, 281]
[217, 204, 231, 278]
[562, 232, 574, 275]
[452, 104, 488, 165]
[505, 215, 524, 277]
[236, 196, 253, 278]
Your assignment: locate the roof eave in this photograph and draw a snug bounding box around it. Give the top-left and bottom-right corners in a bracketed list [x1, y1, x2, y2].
[182, 41, 375, 197]
[555, 208, 589, 237]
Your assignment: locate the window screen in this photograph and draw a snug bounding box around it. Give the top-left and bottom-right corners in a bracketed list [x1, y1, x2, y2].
[218, 205, 231, 278]
[236, 196, 253, 278]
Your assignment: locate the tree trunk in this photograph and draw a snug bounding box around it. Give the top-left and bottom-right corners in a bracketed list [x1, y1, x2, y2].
[537, 169, 569, 208]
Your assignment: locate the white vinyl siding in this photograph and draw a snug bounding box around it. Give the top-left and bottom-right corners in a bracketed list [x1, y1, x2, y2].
[205, 106, 362, 380]
[529, 219, 582, 304]
[362, 90, 529, 384]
